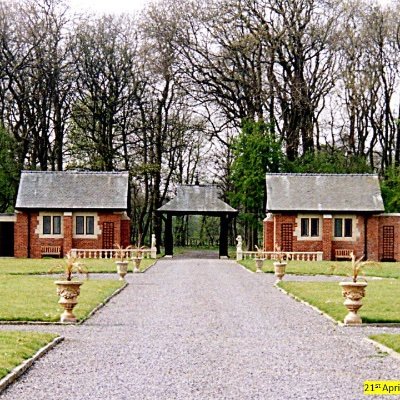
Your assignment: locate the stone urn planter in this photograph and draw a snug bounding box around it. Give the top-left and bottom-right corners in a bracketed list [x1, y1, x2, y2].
[273, 261, 287, 283]
[49, 252, 88, 323]
[114, 244, 132, 280]
[334, 252, 376, 325]
[255, 258, 264, 273]
[339, 281, 367, 325]
[132, 256, 143, 273]
[54, 280, 83, 323]
[115, 261, 129, 280]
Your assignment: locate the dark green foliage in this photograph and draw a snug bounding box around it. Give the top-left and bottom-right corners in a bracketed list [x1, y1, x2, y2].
[285, 148, 372, 174]
[0, 127, 20, 212]
[381, 166, 400, 212]
[230, 119, 284, 248]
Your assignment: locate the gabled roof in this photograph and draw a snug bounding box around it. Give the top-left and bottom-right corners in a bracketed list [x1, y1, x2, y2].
[157, 185, 237, 214]
[266, 173, 384, 213]
[15, 171, 129, 210]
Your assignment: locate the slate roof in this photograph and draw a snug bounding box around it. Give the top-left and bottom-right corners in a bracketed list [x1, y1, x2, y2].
[15, 171, 129, 210]
[157, 185, 237, 214]
[266, 173, 385, 213]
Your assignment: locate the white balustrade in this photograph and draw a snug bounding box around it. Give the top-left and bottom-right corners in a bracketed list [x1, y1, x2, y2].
[70, 248, 155, 259]
[239, 251, 323, 262]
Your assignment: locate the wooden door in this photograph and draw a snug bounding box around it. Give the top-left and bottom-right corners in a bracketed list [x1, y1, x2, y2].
[382, 225, 395, 261]
[102, 222, 114, 249]
[281, 223, 293, 252]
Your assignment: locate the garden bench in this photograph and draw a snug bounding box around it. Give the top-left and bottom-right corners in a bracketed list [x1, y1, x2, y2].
[335, 249, 352, 261]
[41, 245, 62, 258]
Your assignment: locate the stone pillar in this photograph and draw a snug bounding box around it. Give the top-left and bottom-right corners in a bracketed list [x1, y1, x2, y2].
[219, 214, 229, 258]
[322, 215, 333, 260]
[63, 212, 73, 256]
[263, 214, 274, 252]
[164, 214, 173, 257]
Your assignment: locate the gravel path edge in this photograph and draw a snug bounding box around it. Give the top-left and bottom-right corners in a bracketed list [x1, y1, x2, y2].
[78, 281, 129, 324]
[274, 283, 342, 326]
[364, 338, 400, 361]
[0, 336, 64, 394]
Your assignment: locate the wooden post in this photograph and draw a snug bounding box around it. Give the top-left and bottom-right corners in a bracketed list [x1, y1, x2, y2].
[165, 214, 173, 257]
[219, 214, 229, 258]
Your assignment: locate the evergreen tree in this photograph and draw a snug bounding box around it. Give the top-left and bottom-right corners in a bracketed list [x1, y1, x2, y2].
[230, 119, 283, 250]
[0, 127, 20, 212]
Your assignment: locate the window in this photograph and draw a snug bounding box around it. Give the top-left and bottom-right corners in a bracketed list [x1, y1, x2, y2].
[334, 218, 353, 238]
[300, 218, 319, 237]
[43, 215, 62, 235]
[86, 216, 94, 235]
[76, 216, 84, 235]
[76, 216, 95, 235]
[43, 216, 51, 234]
[53, 216, 61, 234]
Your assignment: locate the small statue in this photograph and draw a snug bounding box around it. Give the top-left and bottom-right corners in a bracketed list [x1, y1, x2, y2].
[151, 234, 156, 249]
[236, 235, 243, 252]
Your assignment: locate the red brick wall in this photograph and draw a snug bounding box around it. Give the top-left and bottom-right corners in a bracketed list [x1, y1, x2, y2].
[322, 217, 332, 260]
[263, 218, 273, 251]
[262, 213, 386, 260]
[63, 215, 73, 256]
[376, 215, 400, 261]
[331, 216, 366, 260]
[121, 219, 131, 247]
[14, 210, 130, 258]
[14, 212, 28, 258]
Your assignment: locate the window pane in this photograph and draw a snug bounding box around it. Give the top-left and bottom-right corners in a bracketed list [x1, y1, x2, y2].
[301, 218, 309, 236]
[344, 218, 352, 237]
[334, 218, 342, 237]
[76, 216, 84, 235]
[311, 218, 319, 237]
[86, 216, 94, 235]
[53, 216, 61, 235]
[43, 216, 51, 234]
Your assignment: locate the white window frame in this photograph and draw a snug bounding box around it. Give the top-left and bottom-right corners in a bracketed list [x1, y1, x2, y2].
[294, 214, 322, 241]
[73, 212, 100, 239]
[36, 212, 64, 239]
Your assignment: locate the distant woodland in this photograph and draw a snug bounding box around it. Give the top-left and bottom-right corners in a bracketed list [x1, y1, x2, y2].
[1, 0, 400, 249]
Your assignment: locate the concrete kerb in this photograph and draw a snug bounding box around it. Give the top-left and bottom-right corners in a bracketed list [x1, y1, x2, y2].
[364, 338, 400, 361]
[0, 259, 160, 327]
[78, 281, 129, 324]
[0, 336, 64, 394]
[0, 281, 130, 327]
[274, 283, 342, 326]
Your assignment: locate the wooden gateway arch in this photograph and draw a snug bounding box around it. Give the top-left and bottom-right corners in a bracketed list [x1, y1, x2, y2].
[157, 185, 238, 258]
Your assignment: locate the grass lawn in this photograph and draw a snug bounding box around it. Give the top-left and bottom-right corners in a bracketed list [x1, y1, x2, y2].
[369, 334, 400, 353]
[239, 259, 400, 279]
[278, 279, 400, 324]
[0, 257, 155, 275]
[0, 275, 124, 322]
[0, 331, 59, 379]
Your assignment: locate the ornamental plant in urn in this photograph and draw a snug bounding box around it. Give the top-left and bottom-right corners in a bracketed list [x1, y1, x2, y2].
[131, 236, 147, 273]
[114, 244, 132, 280]
[337, 252, 377, 325]
[254, 246, 264, 273]
[49, 252, 88, 323]
[273, 245, 288, 283]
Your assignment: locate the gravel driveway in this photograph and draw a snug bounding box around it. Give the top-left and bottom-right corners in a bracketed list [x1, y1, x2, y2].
[0, 258, 399, 400]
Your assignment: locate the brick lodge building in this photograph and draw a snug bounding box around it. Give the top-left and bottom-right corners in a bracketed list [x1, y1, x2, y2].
[13, 171, 130, 258]
[263, 174, 400, 261]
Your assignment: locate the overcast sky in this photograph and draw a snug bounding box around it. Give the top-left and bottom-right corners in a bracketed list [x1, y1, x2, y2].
[68, 0, 150, 14]
[68, 0, 391, 15]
